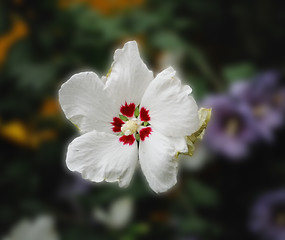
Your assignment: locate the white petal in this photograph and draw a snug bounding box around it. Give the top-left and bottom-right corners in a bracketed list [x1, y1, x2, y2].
[93, 196, 133, 229]
[140, 67, 199, 137]
[3, 216, 59, 240]
[59, 72, 117, 134]
[105, 41, 153, 108]
[109, 196, 133, 229]
[173, 136, 188, 153]
[66, 131, 138, 188]
[139, 131, 179, 193]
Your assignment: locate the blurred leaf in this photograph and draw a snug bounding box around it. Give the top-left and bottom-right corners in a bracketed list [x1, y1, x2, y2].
[187, 75, 208, 99]
[222, 62, 257, 83]
[187, 179, 219, 207]
[172, 18, 194, 30]
[4, 41, 58, 97]
[121, 223, 149, 240]
[0, 6, 6, 33]
[151, 31, 186, 51]
[4, 40, 32, 66]
[179, 215, 222, 237]
[70, 6, 124, 45]
[14, 62, 57, 92]
[181, 216, 208, 233]
[186, 44, 224, 91]
[123, 10, 162, 33]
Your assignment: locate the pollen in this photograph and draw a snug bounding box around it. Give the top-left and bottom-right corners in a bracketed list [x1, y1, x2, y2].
[121, 119, 139, 135]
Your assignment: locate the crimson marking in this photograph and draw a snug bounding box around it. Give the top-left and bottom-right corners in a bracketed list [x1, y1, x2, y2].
[120, 102, 136, 117]
[139, 127, 152, 141]
[119, 135, 136, 145]
[140, 107, 150, 121]
[111, 117, 124, 133]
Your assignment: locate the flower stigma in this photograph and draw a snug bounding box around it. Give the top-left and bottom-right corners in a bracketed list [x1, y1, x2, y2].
[121, 119, 139, 136]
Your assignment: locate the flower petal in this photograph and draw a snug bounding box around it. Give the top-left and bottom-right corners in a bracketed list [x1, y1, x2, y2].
[139, 127, 152, 141]
[111, 117, 124, 133]
[105, 41, 153, 108]
[140, 67, 199, 137]
[139, 107, 151, 122]
[119, 134, 136, 146]
[59, 72, 117, 134]
[120, 102, 136, 117]
[66, 131, 138, 188]
[139, 131, 180, 193]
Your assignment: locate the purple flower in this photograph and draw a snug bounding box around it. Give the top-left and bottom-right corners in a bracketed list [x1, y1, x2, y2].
[230, 71, 285, 141]
[203, 95, 257, 159]
[249, 190, 285, 240]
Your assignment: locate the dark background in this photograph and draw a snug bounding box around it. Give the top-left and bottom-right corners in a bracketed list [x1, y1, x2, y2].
[0, 0, 285, 239]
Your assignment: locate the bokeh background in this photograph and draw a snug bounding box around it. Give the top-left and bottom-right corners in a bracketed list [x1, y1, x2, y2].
[1, 0, 285, 239]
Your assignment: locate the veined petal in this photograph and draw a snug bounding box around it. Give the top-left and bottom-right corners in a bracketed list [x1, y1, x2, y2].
[173, 136, 188, 153]
[140, 67, 199, 137]
[66, 131, 138, 188]
[105, 41, 153, 108]
[139, 131, 179, 193]
[59, 72, 117, 134]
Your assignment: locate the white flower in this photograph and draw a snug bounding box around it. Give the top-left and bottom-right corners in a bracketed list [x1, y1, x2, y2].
[93, 196, 133, 229]
[59, 41, 199, 193]
[3, 215, 59, 240]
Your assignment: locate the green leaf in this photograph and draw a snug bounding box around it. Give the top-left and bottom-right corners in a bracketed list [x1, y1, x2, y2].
[134, 106, 140, 118]
[119, 114, 128, 121]
[135, 133, 140, 141]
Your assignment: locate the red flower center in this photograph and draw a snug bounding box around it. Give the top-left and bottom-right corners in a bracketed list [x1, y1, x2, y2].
[110, 102, 152, 145]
